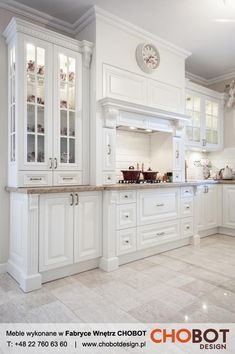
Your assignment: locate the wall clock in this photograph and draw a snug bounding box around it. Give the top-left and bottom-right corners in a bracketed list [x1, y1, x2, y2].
[136, 43, 160, 74]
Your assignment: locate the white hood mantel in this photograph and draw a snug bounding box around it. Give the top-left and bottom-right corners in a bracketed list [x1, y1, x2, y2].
[99, 97, 190, 134]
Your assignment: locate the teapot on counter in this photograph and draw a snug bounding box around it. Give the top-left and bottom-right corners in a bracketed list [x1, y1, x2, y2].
[219, 166, 233, 180]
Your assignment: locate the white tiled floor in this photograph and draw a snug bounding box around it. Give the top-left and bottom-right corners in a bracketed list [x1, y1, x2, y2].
[1, 234, 235, 323]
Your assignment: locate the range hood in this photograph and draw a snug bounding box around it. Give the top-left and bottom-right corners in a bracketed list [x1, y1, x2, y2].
[99, 97, 190, 134]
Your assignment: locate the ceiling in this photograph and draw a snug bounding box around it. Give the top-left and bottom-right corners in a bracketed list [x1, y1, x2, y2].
[6, 0, 235, 80]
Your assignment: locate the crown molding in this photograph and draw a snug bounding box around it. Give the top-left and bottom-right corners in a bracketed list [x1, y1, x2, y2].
[75, 6, 191, 59]
[0, 0, 76, 35]
[186, 70, 235, 87]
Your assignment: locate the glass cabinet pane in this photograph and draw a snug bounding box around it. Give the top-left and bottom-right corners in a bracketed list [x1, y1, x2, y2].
[26, 43, 46, 164]
[58, 51, 78, 166]
[185, 94, 201, 145]
[205, 99, 219, 146]
[10, 46, 16, 162]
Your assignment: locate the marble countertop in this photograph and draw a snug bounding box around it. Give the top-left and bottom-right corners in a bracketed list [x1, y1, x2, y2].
[5, 185, 105, 194]
[5, 179, 228, 194]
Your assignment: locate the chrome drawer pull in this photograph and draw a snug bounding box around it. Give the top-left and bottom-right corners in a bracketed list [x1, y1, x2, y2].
[63, 177, 74, 180]
[70, 193, 74, 206]
[186, 225, 190, 230]
[124, 195, 129, 199]
[49, 158, 53, 169]
[124, 214, 129, 218]
[75, 193, 79, 206]
[156, 232, 165, 236]
[156, 203, 164, 207]
[54, 158, 58, 169]
[107, 144, 111, 155]
[107, 176, 111, 180]
[29, 177, 42, 181]
[186, 205, 190, 209]
[124, 240, 130, 244]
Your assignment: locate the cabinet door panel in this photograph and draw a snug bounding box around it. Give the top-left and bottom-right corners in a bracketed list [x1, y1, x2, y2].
[21, 36, 53, 171]
[103, 128, 116, 171]
[223, 186, 235, 228]
[196, 186, 205, 232]
[39, 194, 73, 271]
[74, 193, 102, 262]
[205, 185, 218, 229]
[54, 46, 82, 170]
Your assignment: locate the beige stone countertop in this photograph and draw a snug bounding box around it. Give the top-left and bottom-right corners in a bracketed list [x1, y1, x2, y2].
[5, 179, 224, 194]
[5, 185, 105, 194]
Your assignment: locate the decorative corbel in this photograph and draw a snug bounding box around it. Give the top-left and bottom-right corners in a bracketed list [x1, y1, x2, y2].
[103, 106, 119, 128]
[81, 42, 93, 69]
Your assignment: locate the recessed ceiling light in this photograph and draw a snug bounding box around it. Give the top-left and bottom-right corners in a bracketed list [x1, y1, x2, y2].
[202, 303, 208, 310]
[184, 315, 189, 321]
[146, 129, 152, 133]
[129, 126, 137, 130]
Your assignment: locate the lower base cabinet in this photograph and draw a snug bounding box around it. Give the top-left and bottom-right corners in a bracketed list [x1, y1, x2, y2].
[39, 192, 102, 272]
[223, 185, 235, 228]
[196, 185, 218, 232]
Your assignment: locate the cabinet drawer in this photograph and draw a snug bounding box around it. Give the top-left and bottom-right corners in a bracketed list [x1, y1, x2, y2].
[181, 217, 194, 238]
[181, 198, 193, 217]
[118, 190, 136, 204]
[181, 186, 194, 198]
[137, 189, 180, 225]
[53, 171, 82, 186]
[116, 204, 136, 230]
[103, 172, 116, 184]
[19, 171, 52, 186]
[117, 228, 137, 255]
[137, 220, 180, 250]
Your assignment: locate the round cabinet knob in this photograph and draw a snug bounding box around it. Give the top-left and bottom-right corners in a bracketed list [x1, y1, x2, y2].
[125, 240, 130, 244]
[124, 195, 128, 199]
[186, 225, 190, 230]
[186, 205, 190, 209]
[125, 214, 129, 218]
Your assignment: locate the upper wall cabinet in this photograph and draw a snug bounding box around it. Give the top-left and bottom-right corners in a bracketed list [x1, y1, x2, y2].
[185, 81, 224, 152]
[4, 18, 93, 187]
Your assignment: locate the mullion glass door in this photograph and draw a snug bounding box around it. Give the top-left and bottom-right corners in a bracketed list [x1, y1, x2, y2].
[26, 43, 46, 165]
[186, 94, 201, 146]
[205, 100, 219, 146]
[57, 48, 80, 169]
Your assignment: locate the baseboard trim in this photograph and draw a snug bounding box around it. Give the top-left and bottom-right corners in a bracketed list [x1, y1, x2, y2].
[199, 227, 218, 238]
[0, 263, 7, 273]
[218, 227, 235, 237]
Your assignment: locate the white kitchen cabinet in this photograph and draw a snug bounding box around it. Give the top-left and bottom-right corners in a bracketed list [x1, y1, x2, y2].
[196, 184, 218, 232]
[74, 192, 102, 262]
[223, 185, 235, 228]
[185, 82, 224, 152]
[39, 192, 102, 272]
[4, 18, 92, 187]
[39, 194, 74, 271]
[102, 128, 116, 171]
[173, 137, 184, 182]
[137, 188, 180, 226]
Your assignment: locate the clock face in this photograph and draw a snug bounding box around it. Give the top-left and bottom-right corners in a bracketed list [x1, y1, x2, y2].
[142, 44, 160, 70]
[136, 43, 160, 73]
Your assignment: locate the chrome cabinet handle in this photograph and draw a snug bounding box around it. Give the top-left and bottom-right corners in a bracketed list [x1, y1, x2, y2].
[124, 214, 129, 218]
[176, 150, 179, 158]
[124, 240, 130, 244]
[156, 203, 164, 207]
[63, 177, 74, 180]
[75, 193, 79, 206]
[49, 158, 53, 169]
[124, 195, 128, 199]
[54, 158, 58, 169]
[186, 205, 190, 209]
[156, 232, 165, 236]
[30, 177, 42, 181]
[70, 193, 74, 206]
[186, 225, 190, 230]
[107, 144, 111, 155]
[202, 139, 206, 147]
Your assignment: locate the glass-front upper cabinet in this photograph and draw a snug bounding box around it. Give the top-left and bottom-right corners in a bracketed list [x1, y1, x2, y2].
[185, 82, 224, 152]
[9, 44, 16, 163]
[205, 99, 219, 147]
[185, 93, 202, 148]
[54, 46, 82, 170]
[24, 39, 52, 169]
